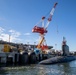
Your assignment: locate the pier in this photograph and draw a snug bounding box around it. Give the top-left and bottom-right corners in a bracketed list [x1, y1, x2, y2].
[0, 52, 19, 64]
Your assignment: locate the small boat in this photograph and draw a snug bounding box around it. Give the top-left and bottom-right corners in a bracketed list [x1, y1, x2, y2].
[39, 56, 76, 65]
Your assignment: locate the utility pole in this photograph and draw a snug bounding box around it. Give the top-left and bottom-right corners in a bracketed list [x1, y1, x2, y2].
[9, 35, 10, 42]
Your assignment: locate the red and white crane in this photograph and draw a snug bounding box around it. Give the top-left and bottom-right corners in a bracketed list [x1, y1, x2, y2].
[32, 2, 58, 51]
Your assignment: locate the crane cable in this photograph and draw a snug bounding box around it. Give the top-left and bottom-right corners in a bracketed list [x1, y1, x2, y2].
[35, 9, 51, 27]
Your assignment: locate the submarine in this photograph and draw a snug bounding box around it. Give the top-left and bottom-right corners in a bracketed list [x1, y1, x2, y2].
[39, 37, 76, 65]
[39, 56, 76, 65]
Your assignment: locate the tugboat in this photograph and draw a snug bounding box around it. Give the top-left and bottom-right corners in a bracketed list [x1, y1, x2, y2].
[39, 37, 76, 65]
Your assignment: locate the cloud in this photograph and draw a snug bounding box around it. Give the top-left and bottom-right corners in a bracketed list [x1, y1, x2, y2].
[10, 36, 22, 43]
[8, 29, 21, 42]
[9, 29, 15, 33]
[24, 33, 31, 36]
[9, 29, 21, 37]
[0, 28, 22, 42]
[0, 27, 35, 44]
[0, 33, 9, 41]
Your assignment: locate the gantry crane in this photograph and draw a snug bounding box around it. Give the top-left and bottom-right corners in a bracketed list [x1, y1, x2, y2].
[32, 3, 58, 53]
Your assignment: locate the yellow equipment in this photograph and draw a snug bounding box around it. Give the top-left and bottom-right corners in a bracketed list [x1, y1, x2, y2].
[3, 44, 10, 52]
[3, 44, 16, 52]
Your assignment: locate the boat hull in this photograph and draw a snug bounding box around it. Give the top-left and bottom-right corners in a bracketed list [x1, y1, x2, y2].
[39, 56, 76, 65]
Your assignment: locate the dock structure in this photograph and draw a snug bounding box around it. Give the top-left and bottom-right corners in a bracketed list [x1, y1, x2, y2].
[0, 52, 7, 63]
[0, 40, 53, 65]
[0, 52, 19, 64]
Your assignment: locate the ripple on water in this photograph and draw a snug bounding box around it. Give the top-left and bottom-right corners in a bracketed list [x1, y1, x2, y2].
[0, 61, 76, 75]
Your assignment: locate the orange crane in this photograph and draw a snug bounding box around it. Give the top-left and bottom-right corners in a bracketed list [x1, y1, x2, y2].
[32, 2, 58, 52]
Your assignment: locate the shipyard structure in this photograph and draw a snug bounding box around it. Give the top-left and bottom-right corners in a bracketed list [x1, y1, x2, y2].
[0, 40, 53, 65]
[0, 2, 76, 66]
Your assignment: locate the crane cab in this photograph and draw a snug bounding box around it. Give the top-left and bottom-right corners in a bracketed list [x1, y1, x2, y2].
[32, 26, 47, 34]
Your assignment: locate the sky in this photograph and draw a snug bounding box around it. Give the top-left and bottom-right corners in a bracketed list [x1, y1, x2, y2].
[0, 0, 76, 51]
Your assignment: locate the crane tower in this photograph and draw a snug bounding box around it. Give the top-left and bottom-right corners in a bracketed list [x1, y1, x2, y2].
[32, 2, 58, 52]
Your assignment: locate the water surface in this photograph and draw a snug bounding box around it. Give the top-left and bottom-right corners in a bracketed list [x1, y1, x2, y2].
[0, 60, 76, 75]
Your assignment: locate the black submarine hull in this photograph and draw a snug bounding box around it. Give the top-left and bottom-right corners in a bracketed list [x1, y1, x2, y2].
[39, 56, 76, 65]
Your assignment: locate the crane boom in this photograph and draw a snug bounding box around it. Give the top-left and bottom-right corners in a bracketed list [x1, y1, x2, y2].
[45, 3, 58, 29]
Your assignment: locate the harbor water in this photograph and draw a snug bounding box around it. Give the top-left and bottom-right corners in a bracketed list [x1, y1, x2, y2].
[0, 60, 76, 75]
